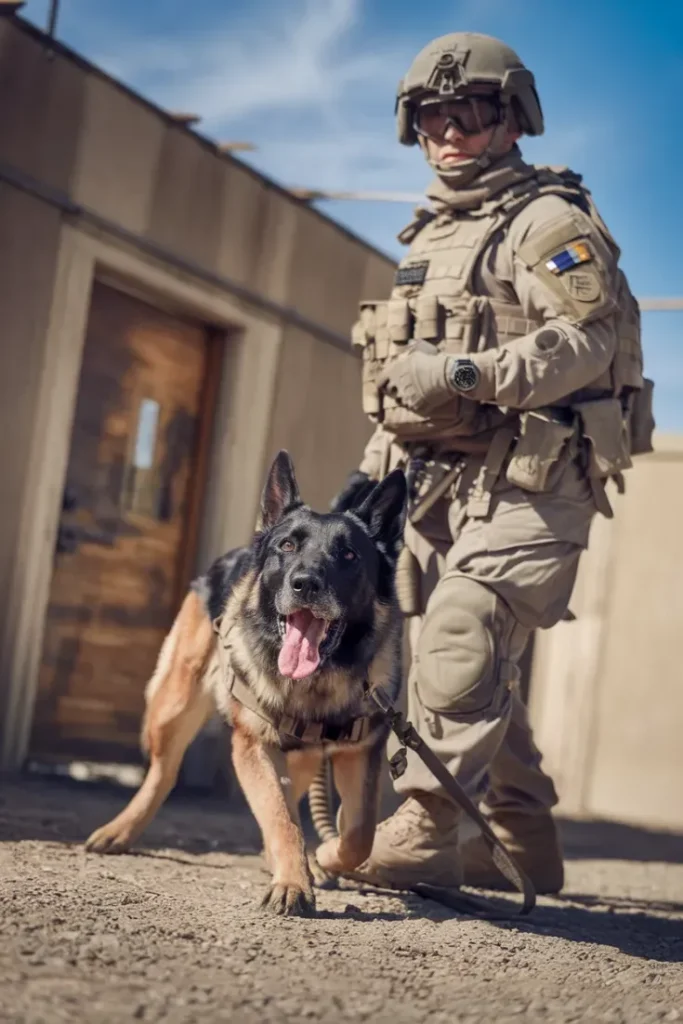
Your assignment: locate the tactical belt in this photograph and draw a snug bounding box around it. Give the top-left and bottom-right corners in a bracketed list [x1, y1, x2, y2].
[213, 616, 373, 745]
[404, 424, 518, 526]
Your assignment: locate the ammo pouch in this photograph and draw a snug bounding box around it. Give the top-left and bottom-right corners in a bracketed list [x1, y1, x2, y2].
[574, 398, 633, 479]
[351, 295, 499, 442]
[506, 409, 576, 493]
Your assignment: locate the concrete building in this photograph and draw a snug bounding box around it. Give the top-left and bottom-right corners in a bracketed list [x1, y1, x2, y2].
[0, 13, 392, 772]
[529, 434, 683, 833]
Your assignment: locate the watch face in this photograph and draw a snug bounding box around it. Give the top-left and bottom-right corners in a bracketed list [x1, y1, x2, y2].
[451, 361, 479, 392]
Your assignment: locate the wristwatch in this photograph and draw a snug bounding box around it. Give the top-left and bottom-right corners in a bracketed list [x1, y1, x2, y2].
[447, 358, 480, 394]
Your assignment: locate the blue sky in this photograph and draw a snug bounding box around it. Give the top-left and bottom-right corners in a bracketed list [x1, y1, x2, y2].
[23, 0, 683, 431]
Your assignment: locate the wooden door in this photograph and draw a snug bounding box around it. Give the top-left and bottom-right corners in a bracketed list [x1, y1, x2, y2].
[29, 281, 219, 763]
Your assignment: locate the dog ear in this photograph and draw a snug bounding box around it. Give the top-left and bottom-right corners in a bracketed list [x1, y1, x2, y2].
[354, 469, 407, 555]
[260, 450, 302, 529]
[329, 471, 376, 514]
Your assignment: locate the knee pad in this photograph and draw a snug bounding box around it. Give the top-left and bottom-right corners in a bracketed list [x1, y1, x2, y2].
[416, 575, 510, 716]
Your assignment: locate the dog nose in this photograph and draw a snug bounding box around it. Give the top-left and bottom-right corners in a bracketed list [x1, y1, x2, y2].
[290, 572, 321, 601]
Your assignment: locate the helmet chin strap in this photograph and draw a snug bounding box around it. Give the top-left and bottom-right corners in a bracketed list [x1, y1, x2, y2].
[420, 118, 511, 188]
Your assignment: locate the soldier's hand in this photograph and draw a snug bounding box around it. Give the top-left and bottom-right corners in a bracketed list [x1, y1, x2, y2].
[377, 347, 455, 414]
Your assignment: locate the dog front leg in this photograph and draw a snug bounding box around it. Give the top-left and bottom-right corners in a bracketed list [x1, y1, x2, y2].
[231, 723, 315, 917]
[315, 742, 383, 874]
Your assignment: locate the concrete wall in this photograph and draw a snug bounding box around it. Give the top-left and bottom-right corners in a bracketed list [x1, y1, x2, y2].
[0, 16, 395, 769]
[528, 434, 683, 832]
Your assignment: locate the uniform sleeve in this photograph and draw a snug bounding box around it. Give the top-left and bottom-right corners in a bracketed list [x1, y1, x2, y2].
[466, 197, 620, 409]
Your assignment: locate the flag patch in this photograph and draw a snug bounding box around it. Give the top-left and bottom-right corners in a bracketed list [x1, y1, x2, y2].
[545, 242, 592, 275]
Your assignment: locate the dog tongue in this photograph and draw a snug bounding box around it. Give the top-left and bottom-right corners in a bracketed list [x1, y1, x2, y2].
[278, 610, 327, 680]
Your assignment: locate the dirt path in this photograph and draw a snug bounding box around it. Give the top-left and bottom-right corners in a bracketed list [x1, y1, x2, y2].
[1, 777, 682, 1023]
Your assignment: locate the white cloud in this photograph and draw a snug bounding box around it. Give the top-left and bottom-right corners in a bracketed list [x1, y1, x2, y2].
[21, 0, 596, 249]
[88, 0, 401, 125]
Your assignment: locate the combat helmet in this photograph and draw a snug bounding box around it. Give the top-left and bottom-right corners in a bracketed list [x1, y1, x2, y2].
[396, 33, 544, 183]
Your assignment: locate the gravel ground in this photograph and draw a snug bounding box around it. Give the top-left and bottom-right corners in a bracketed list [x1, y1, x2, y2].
[1, 776, 682, 1024]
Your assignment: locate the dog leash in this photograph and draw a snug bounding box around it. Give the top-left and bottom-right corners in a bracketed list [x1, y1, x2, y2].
[358, 684, 537, 919]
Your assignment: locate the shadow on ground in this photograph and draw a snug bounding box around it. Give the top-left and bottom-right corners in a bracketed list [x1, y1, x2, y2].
[2, 775, 683, 968]
[558, 815, 683, 865]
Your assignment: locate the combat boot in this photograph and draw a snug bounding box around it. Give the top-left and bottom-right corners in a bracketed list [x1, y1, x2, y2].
[460, 809, 564, 894]
[349, 792, 461, 890]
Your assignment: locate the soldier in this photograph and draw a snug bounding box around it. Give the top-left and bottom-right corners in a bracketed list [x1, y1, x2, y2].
[332, 32, 653, 893]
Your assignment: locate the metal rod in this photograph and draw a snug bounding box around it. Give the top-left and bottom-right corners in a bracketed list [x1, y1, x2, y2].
[290, 187, 426, 204]
[638, 298, 683, 312]
[46, 0, 60, 37]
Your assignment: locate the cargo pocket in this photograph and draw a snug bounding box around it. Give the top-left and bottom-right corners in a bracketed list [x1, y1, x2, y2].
[506, 410, 576, 493]
[574, 398, 633, 478]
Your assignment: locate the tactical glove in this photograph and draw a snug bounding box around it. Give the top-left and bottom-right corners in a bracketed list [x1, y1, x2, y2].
[377, 348, 456, 414]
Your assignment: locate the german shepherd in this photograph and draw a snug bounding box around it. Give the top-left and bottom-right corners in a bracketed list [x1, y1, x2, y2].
[85, 451, 407, 917]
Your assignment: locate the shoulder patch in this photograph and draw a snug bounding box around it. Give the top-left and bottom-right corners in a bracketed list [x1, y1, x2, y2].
[545, 241, 593, 275]
[517, 209, 617, 326]
[560, 270, 601, 303]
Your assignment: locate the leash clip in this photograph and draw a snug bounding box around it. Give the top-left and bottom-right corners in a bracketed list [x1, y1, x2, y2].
[388, 747, 408, 780]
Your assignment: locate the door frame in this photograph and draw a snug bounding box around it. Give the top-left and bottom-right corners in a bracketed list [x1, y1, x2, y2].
[0, 223, 288, 772]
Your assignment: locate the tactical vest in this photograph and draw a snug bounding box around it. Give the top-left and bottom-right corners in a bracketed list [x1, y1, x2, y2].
[352, 167, 653, 465]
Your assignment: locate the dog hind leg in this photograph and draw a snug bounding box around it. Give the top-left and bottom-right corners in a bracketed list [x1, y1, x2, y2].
[85, 590, 215, 854]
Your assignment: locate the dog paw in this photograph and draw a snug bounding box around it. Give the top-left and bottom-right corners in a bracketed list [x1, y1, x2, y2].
[260, 882, 316, 917]
[84, 822, 134, 855]
[307, 850, 338, 889]
[315, 837, 346, 874]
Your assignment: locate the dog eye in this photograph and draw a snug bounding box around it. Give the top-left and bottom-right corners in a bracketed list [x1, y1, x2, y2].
[341, 548, 358, 562]
[280, 539, 296, 553]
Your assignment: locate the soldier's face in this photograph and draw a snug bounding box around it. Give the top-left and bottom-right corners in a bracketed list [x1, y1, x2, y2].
[415, 92, 521, 166]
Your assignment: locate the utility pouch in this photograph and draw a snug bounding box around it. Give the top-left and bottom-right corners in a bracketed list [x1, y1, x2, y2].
[506, 409, 576, 493]
[574, 398, 633, 478]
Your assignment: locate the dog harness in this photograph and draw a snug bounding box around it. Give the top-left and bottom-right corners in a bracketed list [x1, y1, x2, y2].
[213, 615, 374, 746]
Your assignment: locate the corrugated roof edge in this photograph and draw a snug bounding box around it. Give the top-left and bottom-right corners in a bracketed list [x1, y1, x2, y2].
[10, 13, 398, 269]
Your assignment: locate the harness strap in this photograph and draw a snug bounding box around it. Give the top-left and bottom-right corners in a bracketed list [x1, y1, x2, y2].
[466, 425, 517, 519]
[367, 684, 536, 919]
[409, 458, 467, 525]
[213, 616, 372, 745]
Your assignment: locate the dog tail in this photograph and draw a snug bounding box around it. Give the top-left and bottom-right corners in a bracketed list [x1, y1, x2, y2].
[308, 760, 337, 842]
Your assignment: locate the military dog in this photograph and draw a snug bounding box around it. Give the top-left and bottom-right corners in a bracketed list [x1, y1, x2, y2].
[85, 450, 407, 917]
